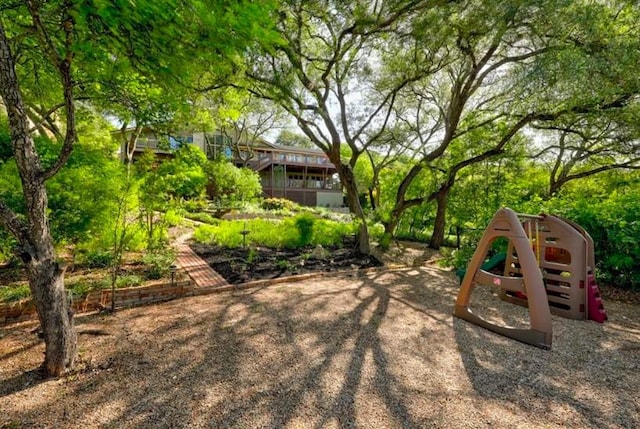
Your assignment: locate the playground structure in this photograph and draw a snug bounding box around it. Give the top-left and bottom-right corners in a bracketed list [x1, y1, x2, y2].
[454, 208, 607, 349]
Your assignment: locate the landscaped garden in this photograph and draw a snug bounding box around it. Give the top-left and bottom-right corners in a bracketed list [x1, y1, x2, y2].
[2, 0, 640, 426]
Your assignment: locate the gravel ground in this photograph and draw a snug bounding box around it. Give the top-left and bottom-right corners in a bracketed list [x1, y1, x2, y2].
[1, 263, 639, 428]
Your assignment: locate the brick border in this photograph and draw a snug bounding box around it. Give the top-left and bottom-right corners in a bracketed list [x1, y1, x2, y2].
[1, 248, 401, 326]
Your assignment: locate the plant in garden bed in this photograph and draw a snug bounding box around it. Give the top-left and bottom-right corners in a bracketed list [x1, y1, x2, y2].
[0, 284, 30, 303]
[142, 249, 177, 280]
[0, 254, 172, 305]
[193, 215, 360, 250]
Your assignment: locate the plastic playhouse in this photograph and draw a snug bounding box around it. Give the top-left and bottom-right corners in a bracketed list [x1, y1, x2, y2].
[454, 207, 607, 349]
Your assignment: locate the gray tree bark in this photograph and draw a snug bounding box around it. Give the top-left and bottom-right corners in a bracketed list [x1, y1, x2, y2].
[0, 21, 77, 376]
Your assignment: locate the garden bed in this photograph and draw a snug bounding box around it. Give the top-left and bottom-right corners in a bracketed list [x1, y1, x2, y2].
[190, 241, 383, 285]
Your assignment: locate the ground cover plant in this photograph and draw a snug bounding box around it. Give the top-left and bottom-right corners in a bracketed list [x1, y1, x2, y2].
[0, 249, 178, 305]
[190, 211, 382, 283]
[192, 217, 359, 249]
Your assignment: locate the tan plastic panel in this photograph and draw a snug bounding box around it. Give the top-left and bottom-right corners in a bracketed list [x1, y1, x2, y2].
[454, 208, 553, 349]
[502, 214, 588, 320]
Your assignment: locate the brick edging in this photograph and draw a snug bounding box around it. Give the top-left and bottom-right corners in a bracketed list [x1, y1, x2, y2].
[1, 264, 410, 326]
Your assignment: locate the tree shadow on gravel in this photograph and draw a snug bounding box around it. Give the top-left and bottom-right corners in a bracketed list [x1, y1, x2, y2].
[2, 267, 454, 428]
[3, 266, 639, 428]
[453, 297, 640, 428]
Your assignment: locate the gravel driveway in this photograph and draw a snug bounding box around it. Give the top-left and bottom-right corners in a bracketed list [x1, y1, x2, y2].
[1, 265, 639, 428]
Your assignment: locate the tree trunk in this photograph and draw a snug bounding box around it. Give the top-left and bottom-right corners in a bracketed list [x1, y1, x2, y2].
[27, 257, 77, 376]
[368, 187, 377, 210]
[337, 162, 370, 254]
[429, 187, 450, 250]
[19, 177, 77, 376]
[383, 212, 400, 241]
[0, 22, 77, 376]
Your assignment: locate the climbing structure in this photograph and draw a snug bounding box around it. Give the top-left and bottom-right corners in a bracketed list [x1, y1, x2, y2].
[502, 213, 607, 323]
[454, 207, 607, 350]
[454, 208, 553, 349]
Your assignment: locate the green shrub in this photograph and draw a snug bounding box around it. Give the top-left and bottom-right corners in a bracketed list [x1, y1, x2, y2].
[67, 280, 100, 298]
[561, 193, 640, 291]
[0, 230, 16, 264]
[294, 213, 316, 246]
[261, 198, 298, 212]
[183, 198, 209, 212]
[142, 249, 176, 280]
[79, 249, 114, 268]
[311, 218, 359, 247]
[378, 233, 392, 251]
[164, 209, 183, 227]
[116, 274, 143, 288]
[185, 212, 220, 225]
[192, 215, 361, 250]
[0, 284, 30, 303]
[367, 222, 385, 242]
[246, 247, 259, 264]
[193, 224, 218, 244]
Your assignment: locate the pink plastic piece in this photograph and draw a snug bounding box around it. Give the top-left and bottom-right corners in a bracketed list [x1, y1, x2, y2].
[587, 274, 607, 323]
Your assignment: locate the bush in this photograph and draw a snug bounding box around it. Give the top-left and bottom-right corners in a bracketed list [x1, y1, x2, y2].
[79, 249, 114, 268]
[206, 160, 262, 205]
[164, 209, 184, 227]
[182, 198, 209, 212]
[0, 284, 30, 303]
[261, 198, 298, 212]
[294, 213, 316, 246]
[193, 216, 358, 249]
[184, 212, 219, 225]
[116, 274, 143, 288]
[142, 249, 176, 280]
[560, 193, 640, 291]
[0, 229, 16, 264]
[66, 280, 103, 298]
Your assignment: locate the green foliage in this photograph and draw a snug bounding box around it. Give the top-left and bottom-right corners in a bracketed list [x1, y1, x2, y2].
[0, 229, 17, 264]
[246, 247, 259, 264]
[78, 249, 115, 268]
[66, 280, 99, 299]
[135, 148, 208, 249]
[275, 130, 314, 148]
[64, 274, 142, 299]
[261, 198, 299, 212]
[182, 198, 209, 212]
[294, 213, 316, 246]
[0, 274, 146, 303]
[184, 212, 220, 225]
[552, 185, 640, 291]
[0, 284, 31, 303]
[162, 145, 209, 199]
[0, 114, 126, 249]
[276, 259, 293, 271]
[193, 216, 359, 249]
[142, 249, 176, 280]
[205, 159, 262, 205]
[116, 274, 144, 288]
[164, 209, 184, 227]
[310, 218, 359, 247]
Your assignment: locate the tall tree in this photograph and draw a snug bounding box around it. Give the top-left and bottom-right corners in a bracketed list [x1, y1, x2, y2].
[209, 92, 287, 166]
[531, 112, 640, 196]
[275, 129, 314, 149]
[0, 2, 79, 376]
[379, 0, 640, 249]
[241, 0, 441, 254]
[0, 0, 278, 375]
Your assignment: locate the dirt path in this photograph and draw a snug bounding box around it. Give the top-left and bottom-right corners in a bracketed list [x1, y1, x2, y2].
[1, 264, 639, 428]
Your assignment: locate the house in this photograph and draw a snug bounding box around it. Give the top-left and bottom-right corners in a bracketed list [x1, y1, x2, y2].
[116, 128, 344, 207]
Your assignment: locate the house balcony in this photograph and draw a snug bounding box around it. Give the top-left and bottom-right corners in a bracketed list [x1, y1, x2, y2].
[246, 152, 336, 171]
